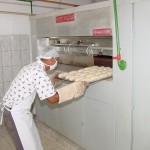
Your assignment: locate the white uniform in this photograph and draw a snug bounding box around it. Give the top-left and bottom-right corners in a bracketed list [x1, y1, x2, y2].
[2, 59, 56, 150]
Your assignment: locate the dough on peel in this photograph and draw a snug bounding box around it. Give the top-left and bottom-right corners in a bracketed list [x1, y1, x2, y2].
[89, 76, 100, 82]
[86, 74, 94, 78]
[69, 71, 78, 75]
[95, 72, 101, 76]
[78, 69, 85, 73]
[75, 76, 84, 81]
[60, 66, 112, 83]
[84, 66, 93, 70]
[79, 73, 87, 77]
[58, 72, 69, 79]
[91, 66, 99, 69]
[68, 75, 78, 81]
[65, 74, 74, 80]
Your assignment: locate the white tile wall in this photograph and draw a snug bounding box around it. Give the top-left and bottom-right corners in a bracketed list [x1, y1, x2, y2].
[4, 82, 11, 94]
[0, 35, 30, 96]
[0, 67, 2, 81]
[0, 97, 2, 104]
[11, 51, 21, 66]
[0, 36, 11, 51]
[11, 35, 21, 51]
[12, 66, 21, 79]
[21, 35, 29, 50]
[0, 52, 2, 66]
[3, 67, 12, 82]
[0, 83, 4, 98]
[21, 50, 30, 65]
[2, 51, 11, 66]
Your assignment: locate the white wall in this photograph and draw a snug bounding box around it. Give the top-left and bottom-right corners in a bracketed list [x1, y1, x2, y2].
[0, 0, 94, 105]
[0, 14, 30, 35]
[0, 1, 31, 104]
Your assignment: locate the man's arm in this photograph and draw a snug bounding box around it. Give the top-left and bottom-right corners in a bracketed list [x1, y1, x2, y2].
[47, 81, 89, 104]
[47, 92, 59, 103]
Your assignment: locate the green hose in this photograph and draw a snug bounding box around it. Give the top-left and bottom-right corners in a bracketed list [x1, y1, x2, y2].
[113, 0, 127, 70]
[113, 0, 120, 55]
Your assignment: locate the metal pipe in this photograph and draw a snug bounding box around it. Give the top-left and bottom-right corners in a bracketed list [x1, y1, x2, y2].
[52, 44, 112, 51]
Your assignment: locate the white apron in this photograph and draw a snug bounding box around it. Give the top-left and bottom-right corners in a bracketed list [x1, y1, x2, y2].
[11, 91, 44, 150]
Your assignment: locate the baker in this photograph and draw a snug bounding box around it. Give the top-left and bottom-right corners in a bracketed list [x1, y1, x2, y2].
[0, 45, 88, 150]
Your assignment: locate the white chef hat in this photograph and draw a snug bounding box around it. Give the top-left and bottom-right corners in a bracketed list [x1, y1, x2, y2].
[37, 45, 59, 59]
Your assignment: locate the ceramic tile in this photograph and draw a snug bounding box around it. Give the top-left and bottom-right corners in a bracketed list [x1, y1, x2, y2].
[21, 50, 30, 65]
[12, 66, 21, 79]
[0, 52, 2, 66]
[0, 36, 11, 51]
[57, 134, 66, 146]
[2, 128, 15, 150]
[3, 67, 12, 82]
[70, 145, 80, 150]
[11, 51, 21, 66]
[4, 82, 11, 94]
[11, 35, 21, 51]
[2, 51, 11, 66]
[0, 67, 2, 81]
[20, 35, 30, 50]
[63, 139, 71, 150]
[0, 97, 3, 109]
[70, 144, 84, 150]
[0, 83, 4, 98]
[0, 119, 83, 150]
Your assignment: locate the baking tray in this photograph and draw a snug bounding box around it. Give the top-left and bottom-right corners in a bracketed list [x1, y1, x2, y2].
[57, 76, 112, 86]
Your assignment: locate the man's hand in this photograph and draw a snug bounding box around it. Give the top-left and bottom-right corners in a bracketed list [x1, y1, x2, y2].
[74, 81, 89, 98]
[57, 81, 89, 104]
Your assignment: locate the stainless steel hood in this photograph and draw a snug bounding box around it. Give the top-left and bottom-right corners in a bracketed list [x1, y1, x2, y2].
[36, 3, 112, 37]
[30, 1, 113, 66]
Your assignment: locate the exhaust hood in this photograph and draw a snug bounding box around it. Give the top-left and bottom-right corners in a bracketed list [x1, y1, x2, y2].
[36, 6, 112, 37]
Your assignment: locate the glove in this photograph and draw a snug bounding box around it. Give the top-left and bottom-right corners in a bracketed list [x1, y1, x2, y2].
[48, 72, 62, 87]
[57, 81, 89, 104]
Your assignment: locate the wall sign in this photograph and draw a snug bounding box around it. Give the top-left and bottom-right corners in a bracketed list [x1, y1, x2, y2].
[56, 13, 75, 23]
[92, 28, 112, 36]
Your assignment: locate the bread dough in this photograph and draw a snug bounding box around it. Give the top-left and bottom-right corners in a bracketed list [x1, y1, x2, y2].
[69, 71, 78, 75]
[91, 66, 99, 69]
[65, 74, 74, 80]
[84, 66, 93, 70]
[78, 69, 85, 73]
[58, 72, 69, 79]
[62, 66, 113, 83]
[79, 73, 87, 77]
[75, 77, 84, 81]
[68, 75, 78, 81]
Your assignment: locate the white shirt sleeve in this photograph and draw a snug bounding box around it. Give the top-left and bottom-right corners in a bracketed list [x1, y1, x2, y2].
[34, 71, 56, 100]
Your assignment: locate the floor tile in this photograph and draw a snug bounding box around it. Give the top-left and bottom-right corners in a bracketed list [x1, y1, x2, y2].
[0, 119, 84, 150]
[0, 121, 65, 150]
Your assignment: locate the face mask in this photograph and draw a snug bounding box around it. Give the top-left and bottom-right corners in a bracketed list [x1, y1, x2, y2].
[50, 61, 58, 70]
[44, 60, 58, 71]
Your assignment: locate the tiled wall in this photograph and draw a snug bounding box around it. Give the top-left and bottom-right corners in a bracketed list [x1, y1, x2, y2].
[0, 35, 30, 104]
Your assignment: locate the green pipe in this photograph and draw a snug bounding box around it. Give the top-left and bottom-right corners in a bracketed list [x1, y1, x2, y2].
[113, 0, 120, 55]
[113, 0, 127, 70]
